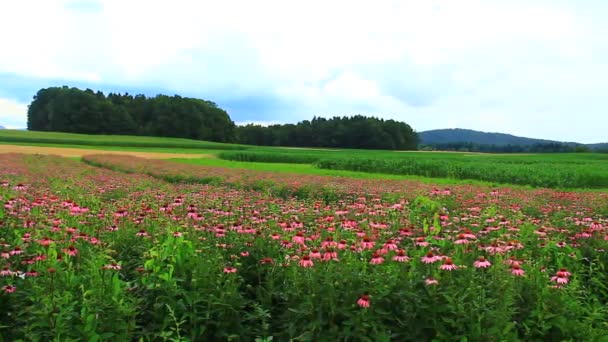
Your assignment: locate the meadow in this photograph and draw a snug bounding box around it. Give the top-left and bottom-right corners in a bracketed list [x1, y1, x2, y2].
[2, 129, 608, 190]
[2, 153, 608, 341]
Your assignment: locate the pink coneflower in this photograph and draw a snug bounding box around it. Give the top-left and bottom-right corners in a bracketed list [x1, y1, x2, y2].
[550, 274, 569, 284]
[322, 249, 338, 261]
[510, 262, 525, 276]
[114, 209, 128, 218]
[135, 230, 149, 237]
[321, 236, 338, 248]
[425, 278, 439, 286]
[39, 237, 54, 246]
[415, 237, 429, 247]
[299, 255, 314, 268]
[9, 247, 23, 256]
[309, 249, 322, 259]
[0, 266, 14, 276]
[63, 245, 78, 256]
[172, 232, 183, 237]
[13, 183, 26, 191]
[292, 232, 306, 245]
[370, 253, 385, 265]
[383, 239, 398, 250]
[103, 263, 122, 270]
[240, 251, 250, 257]
[440, 258, 458, 271]
[556, 268, 571, 277]
[421, 251, 441, 264]
[2, 285, 16, 293]
[223, 267, 238, 273]
[361, 237, 375, 249]
[357, 294, 370, 308]
[473, 256, 492, 268]
[259, 257, 274, 265]
[392, 249, 410, 262]
[454, 234, 470, 245]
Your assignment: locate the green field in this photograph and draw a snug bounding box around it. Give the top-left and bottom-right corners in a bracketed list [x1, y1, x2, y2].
[2, 129, 607, 190]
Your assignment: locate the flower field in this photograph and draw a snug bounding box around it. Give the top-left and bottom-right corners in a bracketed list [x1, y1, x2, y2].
[2, 153, 608, 341]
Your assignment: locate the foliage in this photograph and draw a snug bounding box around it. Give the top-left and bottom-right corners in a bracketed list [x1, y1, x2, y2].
[217, 151, 322, 164]
[1, 154, 608, 340]
[27, 87, 236, 142]
[314, 156, 608, 189]
[236, 115, 418, 150]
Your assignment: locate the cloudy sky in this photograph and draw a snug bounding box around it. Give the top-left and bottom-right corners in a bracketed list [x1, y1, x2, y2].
[0, 0, 606, 143]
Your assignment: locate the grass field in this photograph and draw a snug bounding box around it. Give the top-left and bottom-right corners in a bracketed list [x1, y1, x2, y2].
[2, 129, 608, 189]
[2, 131, 608, 340]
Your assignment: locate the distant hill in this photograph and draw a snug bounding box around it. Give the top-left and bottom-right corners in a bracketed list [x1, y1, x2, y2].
[0, 126, 5, 129]
[419, 128, 580, 146]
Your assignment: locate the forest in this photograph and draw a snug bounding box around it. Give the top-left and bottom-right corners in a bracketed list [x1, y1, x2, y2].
[236, 116, 419, 150]
[27, 87, 236, 142]
[26, 87, 420, 150]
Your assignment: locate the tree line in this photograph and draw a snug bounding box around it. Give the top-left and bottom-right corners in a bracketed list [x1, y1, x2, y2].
[27, 87, 236, 142]
[420, 142, 590, 153]
[236, 116, 419, 150]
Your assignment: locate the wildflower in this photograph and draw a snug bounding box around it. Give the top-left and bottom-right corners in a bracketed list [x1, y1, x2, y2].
[392, 249, 410, 262]
[223, 267, 238, 273]
[259, 257, 274, 264]
[299, 255, 315, 268]
[135, 230, 149, 237]
[421, 251, 441, 264]
[370, 253, 384, 265]
[0, 266, 14, 276]
[309, 249, 322, 259]
[63, 245, 78, 256]
[425, 278, 439, 286]
[510, 262, 525, 276]
[361, 237, 375, 249]
[383, 239, 398, 250]
[172, 232, 183, 237]
[473, 256, 492, 268]
[103, 263, 122, 270]
[357, 294, 370, 308]
[440, 258, 458, 271]
[292, 232, 306, 244]
[2, 285, 16, 293]
[550, 268, 571, 284]
[322, 249, 339, 261]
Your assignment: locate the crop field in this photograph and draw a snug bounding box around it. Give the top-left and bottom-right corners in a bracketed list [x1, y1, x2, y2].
[2, 152, 608, 340]
[2, 130, 608, 190]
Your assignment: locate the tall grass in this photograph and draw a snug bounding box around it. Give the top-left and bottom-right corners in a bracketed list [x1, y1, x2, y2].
[217, 151, 322, 164]
[314, 157, 608, 189]
[0, 130, 247, 150]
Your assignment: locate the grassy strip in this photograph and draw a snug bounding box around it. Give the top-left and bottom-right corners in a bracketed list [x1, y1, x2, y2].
[0, 129, 247, 150]
[217, 151, 322, 164]
[314, 157, 608, 189]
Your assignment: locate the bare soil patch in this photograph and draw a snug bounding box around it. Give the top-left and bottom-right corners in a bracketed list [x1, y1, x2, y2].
[0, 145, 212, 159]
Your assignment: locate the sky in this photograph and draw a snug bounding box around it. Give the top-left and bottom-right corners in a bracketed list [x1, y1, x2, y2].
[0, 0, 607, 143]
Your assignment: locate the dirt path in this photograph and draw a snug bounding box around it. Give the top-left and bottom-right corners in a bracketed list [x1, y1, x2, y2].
[0, 144, 212, 159]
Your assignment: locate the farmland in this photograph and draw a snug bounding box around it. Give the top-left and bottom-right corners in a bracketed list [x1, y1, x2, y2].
[1, 131, 608, 340]
[2, 129, 608, 190]
[0, 145, 608, 340]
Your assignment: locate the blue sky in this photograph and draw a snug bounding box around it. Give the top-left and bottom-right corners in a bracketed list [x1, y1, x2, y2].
[0, 0, 607, 143]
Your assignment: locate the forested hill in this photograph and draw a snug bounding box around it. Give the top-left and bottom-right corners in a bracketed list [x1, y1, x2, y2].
[236, 116, 418, 150]
[27, 87, 236, 142]
[419, 128, 577, 146]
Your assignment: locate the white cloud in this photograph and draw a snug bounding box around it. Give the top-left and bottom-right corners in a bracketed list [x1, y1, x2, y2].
[0, 0, 607, 142]
[0, 98, 28, 128]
